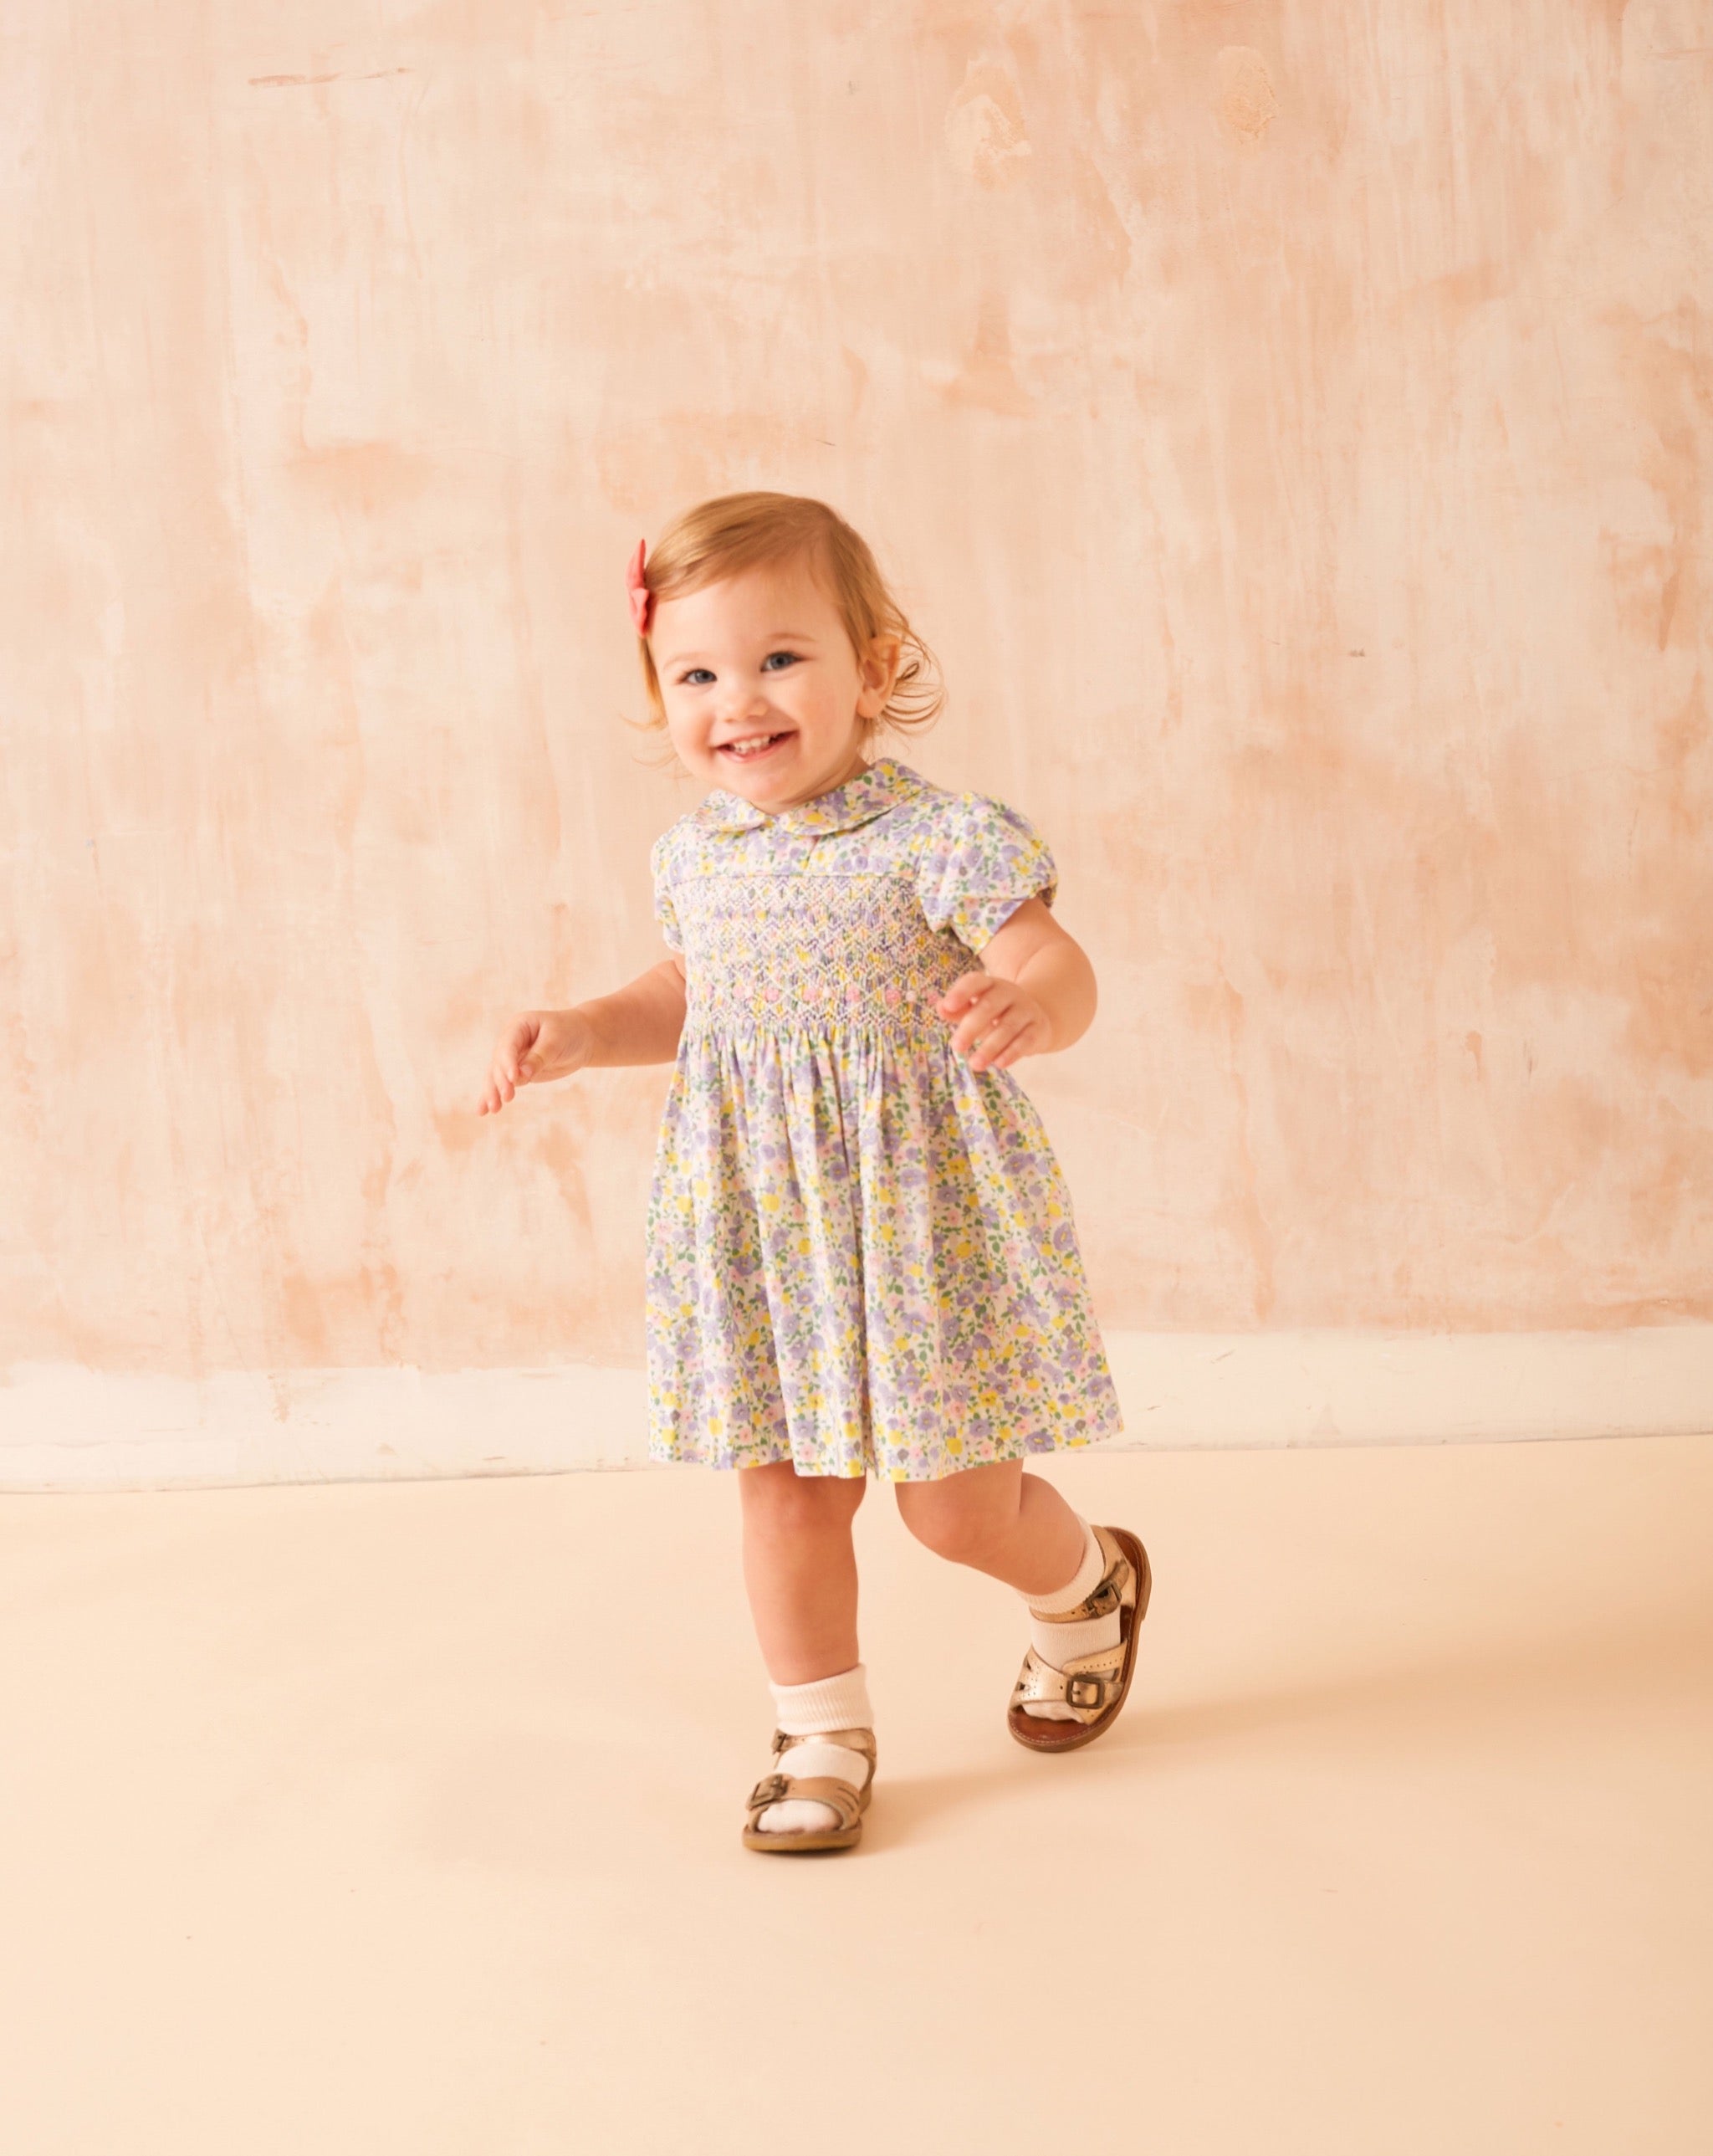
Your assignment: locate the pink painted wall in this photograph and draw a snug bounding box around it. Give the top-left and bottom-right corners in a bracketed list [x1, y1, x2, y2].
[3, 1, 1709, 1381]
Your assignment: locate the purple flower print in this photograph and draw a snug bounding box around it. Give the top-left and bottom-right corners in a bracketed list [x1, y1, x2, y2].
[643, 757, 1123, 1479]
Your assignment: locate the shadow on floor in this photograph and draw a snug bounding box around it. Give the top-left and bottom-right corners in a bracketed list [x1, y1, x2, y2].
[862, 1597, 1710, 1844]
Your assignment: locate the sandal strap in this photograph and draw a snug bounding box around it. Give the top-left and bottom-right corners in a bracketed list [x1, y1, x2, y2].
[746, 1726, 877, 1832]
[1030, 1526, 1135, 1626]
[1030, 1571, 1128, 1625]
[771, 1725, 877, 1765]
[1010, 1641, 1127, 1719]
[744, 1770, 869, 1832]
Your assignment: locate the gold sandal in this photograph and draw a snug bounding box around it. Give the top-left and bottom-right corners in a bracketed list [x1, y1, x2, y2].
[1008, 1524, 1151, 1754]
[741, 1727, 877, 1854]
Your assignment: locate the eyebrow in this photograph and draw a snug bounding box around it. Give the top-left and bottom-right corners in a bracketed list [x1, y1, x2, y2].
[658, 632, 824, 666]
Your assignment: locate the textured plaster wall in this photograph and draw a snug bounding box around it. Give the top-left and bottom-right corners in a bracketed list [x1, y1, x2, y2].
[3, 1, 1710, 1386]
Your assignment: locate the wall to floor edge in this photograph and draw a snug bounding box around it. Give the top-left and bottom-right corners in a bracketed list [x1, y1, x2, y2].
[3, 1328, 1709, 1493]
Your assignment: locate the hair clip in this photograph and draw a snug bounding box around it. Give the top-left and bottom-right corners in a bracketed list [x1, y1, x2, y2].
[626, 540, 653, 636]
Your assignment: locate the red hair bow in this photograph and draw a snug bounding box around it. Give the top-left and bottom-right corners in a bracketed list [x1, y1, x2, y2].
[626, 540, 653, 636]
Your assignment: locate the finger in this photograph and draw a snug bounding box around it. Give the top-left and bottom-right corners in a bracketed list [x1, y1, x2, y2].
[969, 1010, 1032, 1071]
[937, 972, 991, 1014]
[954, 986, 1015, 1057]
[987, 1024, 1039, 1070]
[968, 1014, 1022, 1070]
[981, 1018, 1039, 1070]
[968, 989, 1033, 1060]
[949, 990, 996, 1052]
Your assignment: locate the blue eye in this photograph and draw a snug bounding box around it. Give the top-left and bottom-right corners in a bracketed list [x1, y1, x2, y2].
[761, 651, 800, 672]
[681, 668, 715, 686]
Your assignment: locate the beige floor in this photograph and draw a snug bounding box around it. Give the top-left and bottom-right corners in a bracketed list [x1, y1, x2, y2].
[2, 1436, 1709, 2155]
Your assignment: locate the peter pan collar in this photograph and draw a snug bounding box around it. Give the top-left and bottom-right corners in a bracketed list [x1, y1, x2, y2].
[701, 755, 925, 836]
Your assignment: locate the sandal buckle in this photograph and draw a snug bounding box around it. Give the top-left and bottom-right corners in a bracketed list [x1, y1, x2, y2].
[1065, 1672, 1108, 1711]
[749, 1774, 790, 1807]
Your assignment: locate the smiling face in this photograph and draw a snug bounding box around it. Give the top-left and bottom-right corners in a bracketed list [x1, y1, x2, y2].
[649, 552, 900, 814]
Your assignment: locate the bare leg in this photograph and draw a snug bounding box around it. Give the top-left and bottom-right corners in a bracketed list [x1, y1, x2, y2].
[892, 1458, 1087, 1596]
[738, 1460, 867, 1682]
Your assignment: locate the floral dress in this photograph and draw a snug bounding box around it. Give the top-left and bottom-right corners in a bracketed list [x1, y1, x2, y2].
[644, 755, 1125, 1482]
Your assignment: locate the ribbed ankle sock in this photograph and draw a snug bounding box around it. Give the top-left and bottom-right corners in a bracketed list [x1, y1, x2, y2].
[754, 1664, 874, 1835]
[1017, 1518, 1118, 1721]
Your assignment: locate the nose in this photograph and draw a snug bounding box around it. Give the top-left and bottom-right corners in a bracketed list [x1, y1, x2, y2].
[713, 675, 770, 726]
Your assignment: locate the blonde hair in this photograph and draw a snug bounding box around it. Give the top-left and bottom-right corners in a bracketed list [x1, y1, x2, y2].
[626, 492, 943, 757]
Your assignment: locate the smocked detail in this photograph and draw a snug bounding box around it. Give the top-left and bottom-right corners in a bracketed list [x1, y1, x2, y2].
[676, 873, 970, 1042]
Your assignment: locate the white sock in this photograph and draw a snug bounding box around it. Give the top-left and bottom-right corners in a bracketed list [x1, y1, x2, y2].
[1018, 1518, 1119, 1721]
[754, 1664, 874, 1836]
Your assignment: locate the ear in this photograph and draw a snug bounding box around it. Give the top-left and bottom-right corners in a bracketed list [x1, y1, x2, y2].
[855, 633, 903, 719]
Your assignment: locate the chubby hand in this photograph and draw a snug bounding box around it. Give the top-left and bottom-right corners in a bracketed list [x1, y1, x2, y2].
[477, 1008, 593, 1115]
[934, 971, 1053, 1073]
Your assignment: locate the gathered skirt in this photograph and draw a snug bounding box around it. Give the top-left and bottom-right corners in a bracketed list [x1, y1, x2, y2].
[643, 1023, 1126, 1481]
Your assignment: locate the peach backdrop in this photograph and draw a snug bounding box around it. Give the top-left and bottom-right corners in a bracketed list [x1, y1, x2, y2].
[4, 1, 1710, 1401]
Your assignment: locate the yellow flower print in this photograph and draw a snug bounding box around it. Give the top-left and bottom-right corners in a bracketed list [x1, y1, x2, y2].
[642, 759, 1125, 1480]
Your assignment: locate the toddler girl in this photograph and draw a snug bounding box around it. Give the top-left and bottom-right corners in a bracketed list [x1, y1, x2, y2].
[478, 492, 1149, 1852]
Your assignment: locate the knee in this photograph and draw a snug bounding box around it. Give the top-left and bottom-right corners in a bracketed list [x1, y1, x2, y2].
[742, 1462, 865, 1544]
[896, 1487, 1000, 1569]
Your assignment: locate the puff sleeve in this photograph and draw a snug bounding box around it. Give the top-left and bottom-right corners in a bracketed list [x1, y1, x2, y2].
[650, 831, 683, 954]
[915, 791, 1059, 953]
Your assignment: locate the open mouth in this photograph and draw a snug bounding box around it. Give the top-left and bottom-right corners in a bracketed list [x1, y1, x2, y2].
[716, 732, 794, 764]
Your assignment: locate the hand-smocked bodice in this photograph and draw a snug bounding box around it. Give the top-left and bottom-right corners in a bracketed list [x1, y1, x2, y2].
[649, 755, 1061, 1047]
[672, 869, 972, 1042]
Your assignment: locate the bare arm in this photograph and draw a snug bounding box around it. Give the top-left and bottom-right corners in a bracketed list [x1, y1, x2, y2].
[933, 897, 1097, 1072]
[578, 953, 688, 1067]
[477, 950, 687, 1114]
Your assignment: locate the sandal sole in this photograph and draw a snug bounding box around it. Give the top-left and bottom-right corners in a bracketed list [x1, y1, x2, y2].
[742, 1776, 872, 1854]
[741, 1825, 864, 1853]
[1007, 1527, 1152, 1754]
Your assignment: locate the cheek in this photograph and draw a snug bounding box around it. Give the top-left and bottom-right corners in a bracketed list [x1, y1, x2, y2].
[661, 706, 710, 756]
[762, 675, 811, 724]
[783, 669, 854, 726]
